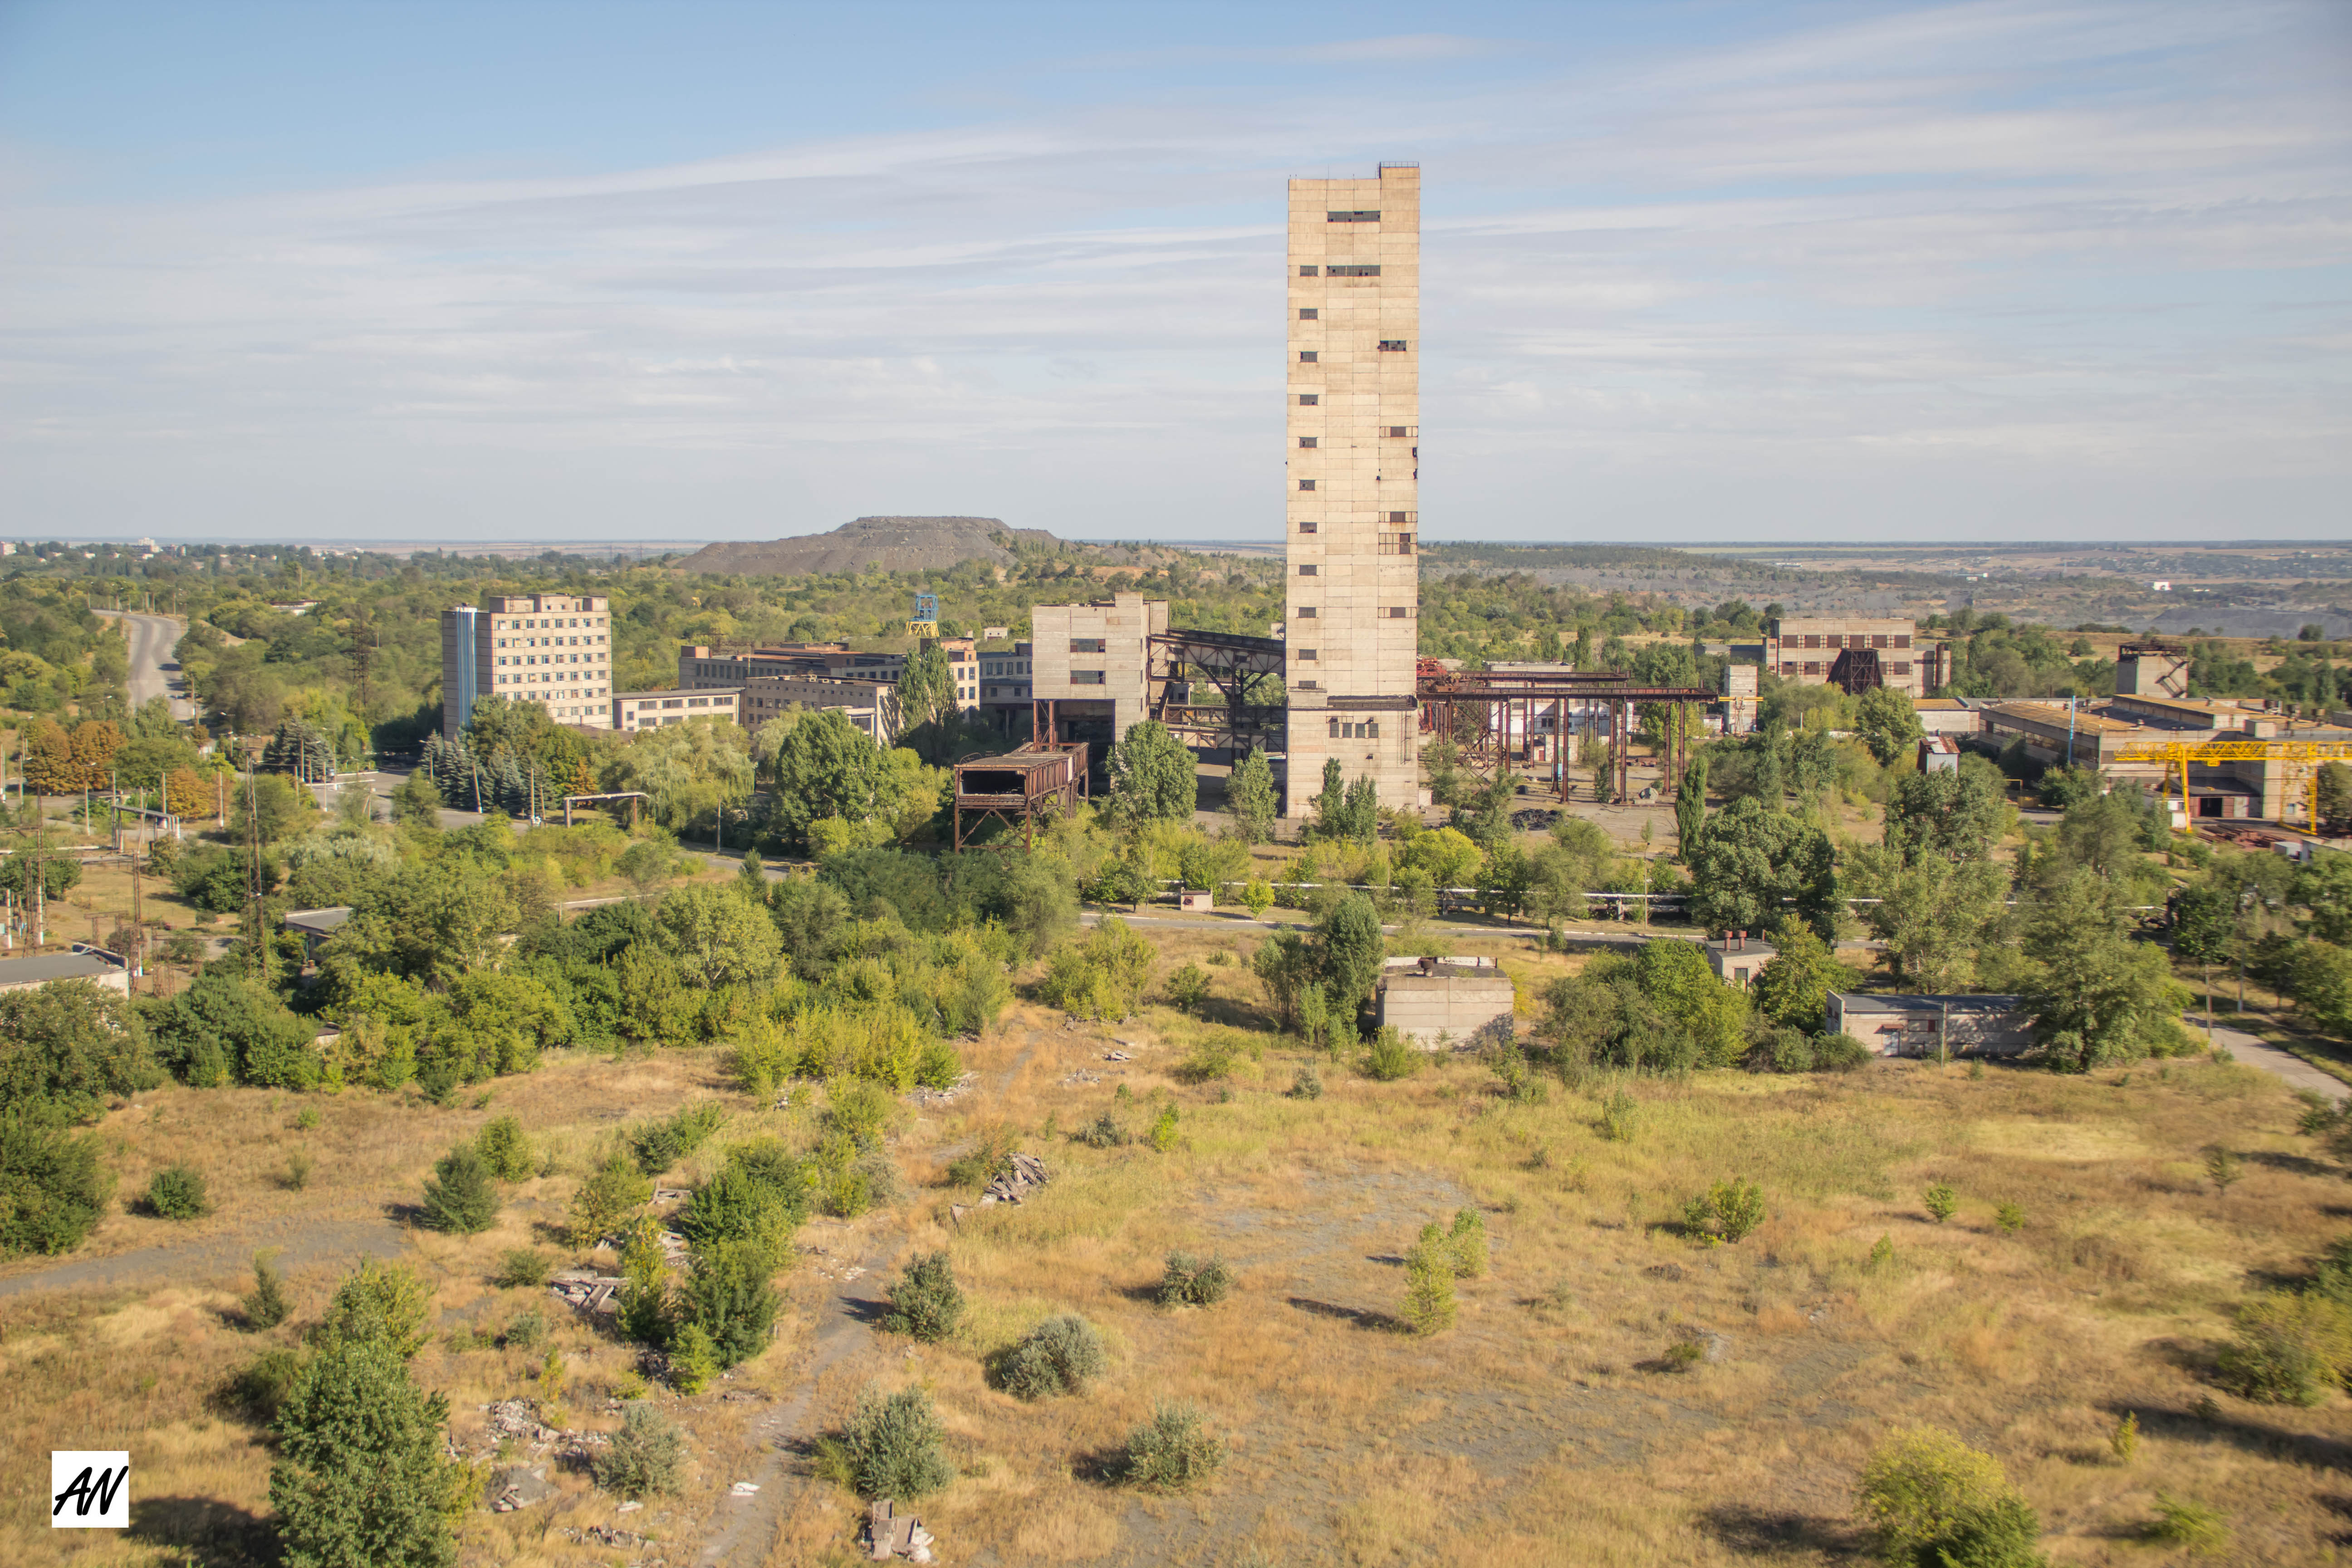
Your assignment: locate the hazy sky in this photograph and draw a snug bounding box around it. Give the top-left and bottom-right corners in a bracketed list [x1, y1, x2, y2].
[2, 0, 2346, 545]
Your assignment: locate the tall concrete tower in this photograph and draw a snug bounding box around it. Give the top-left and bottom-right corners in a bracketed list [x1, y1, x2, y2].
[1285, 163, 1421, 814]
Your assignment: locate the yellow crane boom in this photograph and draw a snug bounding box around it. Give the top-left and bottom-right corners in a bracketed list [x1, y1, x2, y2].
[2110, 737, 2352, 831]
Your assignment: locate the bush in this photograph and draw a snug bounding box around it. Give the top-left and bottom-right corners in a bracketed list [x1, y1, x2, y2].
[1001, 1314, 1108, 1400]
[318, 1259, 433, 1358]
[1683, 1178, 1767, 1245]
[943, 1126, 1016, 1191]
[882, 1250, 965, 1343]
[676, 1240, 780, 1367]
[1243, 878, 1274, 918]
[1856, 1427, 2034, 1568]
[0, 1110, 112, 1257]
[1814, 1033, 1871, 1072]
[1165, 963, 1210, 1016]
[1122, 1400, 1225, 1491]
[476, 1116, 534, 1181]
[420, 1143, 500, 1235]
[1923, 1182, 1959, 1224]
[1401, 1224, 1458, 1335]
[668, 1322, 719, 1395]
[1146, 1104, 1181, 1152]
[593, 1403, 685, 1499]
[500, 1309, 545, 1351]
[243, 1251, 290, 1330]
[1446, 1207, 1487, 1279]
[142, 1164, 211, 1220]
[823, 1079, 893, 1149]
[679, 1140, 811, 1262]
[1994, 1202, 2025, 1235]
[844, 1382, 955, 1499]
[493, 1248, 552, 1289]
[2145, 1492, 2228, 1554]
[569, 1151, 653, 1245]
[1156, 1251, 1233, 1308]
[1489, 1044, 1547, 1103]
[269, 1337, 462, 1568]
[1598, 1087, 1639, 1143]
[630, 1102, 727, 1175]
[2217, 1292, 2352, 1405]
[1287, 1065, 1322, 1100]
[1362, 1026, 1420, 1081]
[225, 1345, 305, 1423]
[1074, 1112, 1127, 1148]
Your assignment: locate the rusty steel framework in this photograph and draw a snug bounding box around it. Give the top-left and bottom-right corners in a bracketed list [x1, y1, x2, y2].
[1145, 629, 1288, 752]
[1828, 647, 1883, 696]
[951, 745, 1087, 848]
[1416, 662, 1717, 802]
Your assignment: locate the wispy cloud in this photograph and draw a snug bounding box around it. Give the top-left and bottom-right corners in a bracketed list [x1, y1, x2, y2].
[0, 0, 2344, 541]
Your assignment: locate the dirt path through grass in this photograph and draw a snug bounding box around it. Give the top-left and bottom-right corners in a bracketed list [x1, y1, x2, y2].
[0, 1214, 406, 1300]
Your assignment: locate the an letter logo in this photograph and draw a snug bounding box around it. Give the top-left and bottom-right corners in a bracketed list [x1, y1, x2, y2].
[51, 1451, 130, 1528]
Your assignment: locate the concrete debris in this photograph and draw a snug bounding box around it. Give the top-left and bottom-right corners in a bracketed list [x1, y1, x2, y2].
[730, 1481, 761, 1497]
[566, 1524, 643, 1547]
[595, 1230, 690, 1265]
[549, 1272, 626, 1315]
[867, 1500, 937, 1563]
[481, 1399, 563, 1445]
[651, 1187, 691, 1205]
[1103, 1050, 1132, 1063]
[490, 1464, 555, 1512]
[1059, 1070, 1102, 1087]
[979, 1152, 1050, 1206]
[1699, 1332, 1731, 1364]
[616, 1499, 644, 1514]
[909, 1072, 979, 1108]
[948, 1203, 970, 1229]
[1643, 1263, 1685, 1282]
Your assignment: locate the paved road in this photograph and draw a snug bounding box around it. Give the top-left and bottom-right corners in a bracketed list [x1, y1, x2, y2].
[95, 609, 193, 719]
[2198, 1020, 2348, 1098]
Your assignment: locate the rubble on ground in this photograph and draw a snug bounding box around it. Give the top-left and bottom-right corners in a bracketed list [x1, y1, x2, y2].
[549, 1269, 625, 1315]
[909, 1072, 978, 1108]
[980, 1152, 1049, 1205]
[867, 1500, 937, 1562]
[482, 1398, 563, 1446]
[489, 1464, 555, 1512]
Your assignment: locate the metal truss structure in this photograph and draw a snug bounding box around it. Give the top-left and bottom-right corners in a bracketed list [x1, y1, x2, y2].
[1145, 630, 1288, 752]
[1416, 662, 1717, 802]
[2113, 737, 2352, 832]
[951, 745, 1088, 848]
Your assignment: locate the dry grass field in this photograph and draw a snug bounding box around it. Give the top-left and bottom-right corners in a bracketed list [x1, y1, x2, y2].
[5, 922, 2351, 1567]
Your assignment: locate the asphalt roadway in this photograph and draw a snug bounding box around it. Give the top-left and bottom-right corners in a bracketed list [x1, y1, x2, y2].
[93, 608, 195, 720]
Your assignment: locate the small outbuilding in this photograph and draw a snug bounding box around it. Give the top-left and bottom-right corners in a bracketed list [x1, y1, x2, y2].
[0, 948, 130, 997]
[1178, 888, 1214, 912]
[1828, 993, 2031, 1057]
[283, 906, 354, 961]
[1377, 956, 1515, 1050]
[1704, 931, 1775, 990]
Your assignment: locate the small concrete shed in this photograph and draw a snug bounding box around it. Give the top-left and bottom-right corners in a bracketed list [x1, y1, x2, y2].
[1829, 993, 2031, 1057]
[1377, 956, 1515, 1050]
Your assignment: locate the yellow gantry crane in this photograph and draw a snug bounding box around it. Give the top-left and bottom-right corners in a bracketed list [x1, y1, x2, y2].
[2111, 737, 2352, 833]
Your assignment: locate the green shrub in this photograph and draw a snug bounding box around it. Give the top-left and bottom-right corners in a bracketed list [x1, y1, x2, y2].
[676, 1240, 780, 1367]
[668, 1322, 719, 1395]
[2109, 1411, 2139, 1464]
[1361, 1026, 1420, 1081]
[1994, 1202, 2026, 1235]
[1400, 1224, 1457, 1335]
[1165, 963, 1211, 1016]
[630, 1101, 727, 1175]
[1156, 1252, 1233, 1308]
[243, 1251, 290, 1330]
[679, 1141, 810, 1261]
[281, 1149, 314, 1191]
[493, 1248, 552, 1289]
[943, 1126, 1017, 1191]
[1001, 1314, 1108, 1400]
[1122, 1400, 1224, 1491]
[318, 1259, 433, 1358]
[500, 1309, 545, 1351]
[0, 1111, 112, 1257]
[1146, 1104, 1181, 1152]
[1173, 1039, 1236, 1084]
[1287, 1065, 1322, 1100]
[269, 1337, 461, 1568]
[1683, 1178, 1767, 1245]
[1446, 1207, 1487, 1279]
[1242, 878, 1274, 918]
[420, 1143, 500, 1235]
[593, 1403, 685, 1499]
[2217, 1292, 2352, 1405]
[476, 1115, 534, 1181]
[1857, 1427, 2039, 1568]
[142, 1164, 211, 1220]
[1075, 1112, 1127, 1148]
[823, 1079, 893, 1150]
[2145, 1492, 2228, 1554]
[882, 1250, 965, 1343]
[1489, 1045, 1547, 1103]
[844, 1382, 955, 1499]
[1661, 1339, 1705, 1372]
[225, 1345, 305, 1422]
[1813, 1033, 1871, 1072]
[1923, 1183, 1959, 1224]
[1598, 1087, 1638, 1143]
[569, 1151, 653, 1245]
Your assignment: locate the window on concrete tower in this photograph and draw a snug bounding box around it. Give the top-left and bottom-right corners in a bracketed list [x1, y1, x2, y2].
[1299, 265, 1318, 276]
[1298, 352, 1318, 363]
[1297, 522, 1317, 533]
[1297, 649, 1317, 661]
[1378, 340, 1409, 351]
[1298, 480, 1315, 490]
[1299, 564, 1318, 575]
[1297, 394, 1318, 405]
[1298, 437, 1317, 447]
[1298, 309, 1318, 319]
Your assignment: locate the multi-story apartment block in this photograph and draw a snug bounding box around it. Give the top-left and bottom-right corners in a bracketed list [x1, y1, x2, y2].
[1763, 617, 1946, 699]
[679, 640, 979, 721]
[1285, 164, 1422, 814]
[441, 593, 614, 738]
[1031, 595, 1168, 759]
[613, 687, 744, 731]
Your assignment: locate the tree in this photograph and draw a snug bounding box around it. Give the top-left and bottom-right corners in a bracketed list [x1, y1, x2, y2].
[0, 980, 159, 1120]
[0, 1109, 113, 1257]
[1748, 926, 1846, 1033]
[1687, 796, 1838, 941]
[318, 1259, 433, 1358]
[2172, 880, 2238, 1027]
[895, 641, 957, 741]
[0, 848, 80, 902]
[21, 717, 75, 794]
[1675, 753, 1709, 861]
[1108, 720, 1197, 824]
[2022, 872, 2183, 1069]
[767, 709, 899, 848]
[1226, 749, 1277, 843]
[391, 771, 442, 827]
[1884, 757, 2012, 866]
[270, 1336, 462, 1568]
[68, 719, 126, 789]
[1856, 1427, 2045, 1568]
[1632, 938, 1748, 1068]
[165, 765, 217, 819]
[2319, 762, 2352, 832]
[1845, 845, 2010, 994]
[1311, 758, 1348, 839]
[1314, 893, 1387, 1025]
[232, 770, 317, 847]
[1855, 686, 1925, 767]
[677, 1239, 780, 1366]
[655, 884, 783, 987]
[142, 971, 320, 1089]
[419, 1143, 499, 1235]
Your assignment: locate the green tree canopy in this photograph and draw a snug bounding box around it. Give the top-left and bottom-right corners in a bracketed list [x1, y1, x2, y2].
[656, 884, 784, 988]
[2021, 871, 2184, 1069]
[1314, 892, 1387, 1021]
[1687, 796, 1838, 941]
[1855, 686, 1925, 767]
[270, 1336, 462, 1568]
[1108, 720, 1197, 825]
[1226, 749, 1276, 843]
[1884, 756, 2012, 866]
[0, 980, 159, 1120]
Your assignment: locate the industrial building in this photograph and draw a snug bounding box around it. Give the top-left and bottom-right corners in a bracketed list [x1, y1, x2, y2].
[1376, 955, 1514, 1049]
[1284, 163, 1423, 815]
[1764, 617, 1947, 698]
[1030, 593, 1169, 759]
[613, 687, 745, 732]
[1828, 994, 2032, 1057]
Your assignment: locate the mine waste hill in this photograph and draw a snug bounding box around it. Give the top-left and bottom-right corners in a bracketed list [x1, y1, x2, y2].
[675, 516, 1061, 577]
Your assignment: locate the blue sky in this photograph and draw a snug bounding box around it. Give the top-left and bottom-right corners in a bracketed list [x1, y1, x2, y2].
[1, 0, 2346, 545]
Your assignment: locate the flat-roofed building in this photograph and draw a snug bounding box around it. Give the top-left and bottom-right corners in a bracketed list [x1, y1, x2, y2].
[1913, 697, 1987, 737]
[1285, 163, 1423, 816]
[444, 594, 616, 738]
[1829, 993, 2031, 1057]
[0, 948, 129, 997]
[614, 687, 744, 732]
[1031, 594, 1168, 760]
[1765, 617, 1944, 698]
[680, 642, 979, 716]
[740, 675, 895, 740]
[978, 641, 1035, 740]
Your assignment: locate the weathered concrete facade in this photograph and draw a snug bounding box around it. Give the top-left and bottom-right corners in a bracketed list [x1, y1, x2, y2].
[1828, 993, 2032, 1057]
[1378, 956, 1514, 1049]
[1285, 164, 1421, 815]
[1030, 593, 1168, 754]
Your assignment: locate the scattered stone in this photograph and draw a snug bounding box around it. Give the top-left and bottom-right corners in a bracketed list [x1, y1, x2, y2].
[617, 1499, 644, 1514]
[730, 1481, 761, 1497]
[979, 1152, 1050, 1206]
[1103, 1050, 1132, 1063]
[867, 1499, 937, 1562]
[1699, 1332, 1731, 1364]
[1059, 1069, 1102, 1087]
[549, 1272, 627, 1315]
[909, 1072, 979, 1108]
[489, 1464, 555, 1512]
[651, 1187, 691, 1205]
[481, 1399, 562, 1446]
